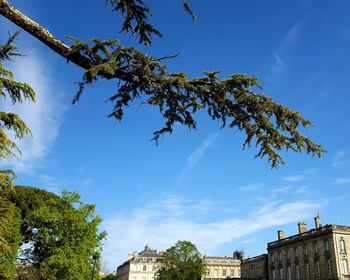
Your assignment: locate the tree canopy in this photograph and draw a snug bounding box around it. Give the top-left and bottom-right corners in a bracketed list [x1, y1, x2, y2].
[155, 240, 205, 280]
[0, 30, 35, 188]
[0, 0, 324, 177]
[0, 186, 106, 280]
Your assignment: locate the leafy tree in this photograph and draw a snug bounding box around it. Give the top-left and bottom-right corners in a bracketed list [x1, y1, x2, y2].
[155, 240, 205, 280]
[0, 195, 22, 280]
[100, 273, 118, 280]
[0, 0, 324, 169]
[0, 186, 106, 280]
[0, 31, 35, 188]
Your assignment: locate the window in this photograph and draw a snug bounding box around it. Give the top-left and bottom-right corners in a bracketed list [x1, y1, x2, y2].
[272, 254, 275, 262]
[325, 239, 329, 251]
[304, 245, 308, 256]
[340, 239, 346, 253]
[206, 270, 210, 277]
[287, 266, 291, 280]
[295, 247, 299, 257]
[287, 249, 290, 259]
[222, 270, 226, 277]
[327, 260, 332, 275]
[152, 265, 156, 271]
[214, 270, 218, 278]
[306, 263, 310, 278]
[316, 261, 320, 277]
[314, 242, 318, 254]
[342, 259, 349, 275]
[279, 267, 283, 279]
[296, 264, 300, 279]
[143, 265, 147, 271]
[230, 270, 234, 276]
[272, 269, 276, 280]
[279, 251, 282, 261]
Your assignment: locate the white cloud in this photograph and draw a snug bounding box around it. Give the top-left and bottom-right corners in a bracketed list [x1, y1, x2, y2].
[333, 149, 347, 168]
[280, 22, 303, 51]
[334, 178, 350, 185]
[102, 195, 321, 271]
[239, 182, 264, 192]
[0, 49, 66, 172]
[37, 174, 66, 194]
[267, 21, 303, 81]
[282, 175, 306, 182]
[267, 54, 287, 80]
[176, 132, 219, 182]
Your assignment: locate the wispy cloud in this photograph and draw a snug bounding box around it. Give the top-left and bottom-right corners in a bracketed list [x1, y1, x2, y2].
[102, 194, 321, 271]
[266, 21, 303, 81]
[176, 133, 219, 182]
[282, 175, 307, 182]
[0, 49, 66, 172]
[37, 174, 94, 194]
[333, 149, 347, 168]
[239, 182, 264, 192]
[334, 178, 350, 185]
[38, 175, 66, 194]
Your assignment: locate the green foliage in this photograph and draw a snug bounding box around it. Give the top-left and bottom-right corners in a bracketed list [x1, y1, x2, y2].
[69, 37, 324, 167]
[155, 240, 205, 280]
[106, 0, 163, 46]
[106, 0, 195, 46]
[0, 194, 22, 280]
[17, 265, 57, 280]
[100, 273, 118, 280]
[0, 186, 106, 280]
[0, 31, 35, 188]
[0, 1, 324, 167]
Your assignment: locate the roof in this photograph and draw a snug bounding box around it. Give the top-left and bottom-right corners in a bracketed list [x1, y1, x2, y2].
[268, 224, 350, 250]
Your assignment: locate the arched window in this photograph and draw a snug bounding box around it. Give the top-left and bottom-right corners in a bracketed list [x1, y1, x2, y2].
[340, 239, 346, 253]
[342, 259, 349, 275]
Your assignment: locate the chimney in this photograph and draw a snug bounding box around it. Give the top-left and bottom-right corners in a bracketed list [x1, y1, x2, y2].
[314, 214, 321, 229]
[298, 222, 307, 234]
[278, 230, 284, 240]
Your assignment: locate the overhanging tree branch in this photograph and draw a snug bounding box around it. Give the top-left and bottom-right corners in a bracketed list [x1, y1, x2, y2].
[0, 0, 325, 167]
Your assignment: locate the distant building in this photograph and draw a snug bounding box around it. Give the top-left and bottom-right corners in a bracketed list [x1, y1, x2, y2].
[241, 254, 268, 280]
[268, 215, 350, 280]
[202, 255, 241, 279]
[116, 245, 161, 280]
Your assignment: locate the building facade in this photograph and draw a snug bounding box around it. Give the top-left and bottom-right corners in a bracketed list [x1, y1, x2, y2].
[116, 246, 161, 280]
[202, 255, 241, 279]
[267, 215, 350, 280]
[241, 254, 268, 280]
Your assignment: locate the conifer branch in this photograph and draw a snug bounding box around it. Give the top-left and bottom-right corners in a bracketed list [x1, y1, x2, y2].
[0, 0, 325, 167]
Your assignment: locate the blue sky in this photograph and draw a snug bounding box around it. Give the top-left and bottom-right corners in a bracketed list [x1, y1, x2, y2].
[1, 0, 350, 272]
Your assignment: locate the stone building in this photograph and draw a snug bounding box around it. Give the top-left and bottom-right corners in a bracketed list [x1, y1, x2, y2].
[116, 246, 161, 280]
[241, 254, 268, 280]
[202, 255, 241, 279]
[267, 215, 350, 280]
